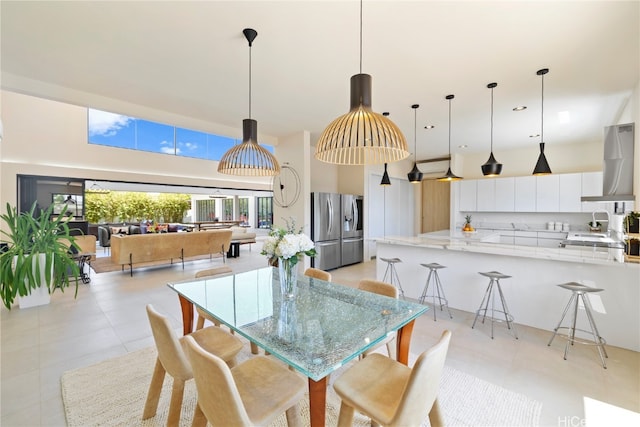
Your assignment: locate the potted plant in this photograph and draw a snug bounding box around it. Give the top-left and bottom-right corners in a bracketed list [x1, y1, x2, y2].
[625, 211, 640, 234]
[0, 202, 81, 309]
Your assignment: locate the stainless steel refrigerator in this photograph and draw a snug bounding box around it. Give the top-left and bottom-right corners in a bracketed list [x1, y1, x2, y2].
[341, 194, 364, 266]
[311, 192, 342, 271]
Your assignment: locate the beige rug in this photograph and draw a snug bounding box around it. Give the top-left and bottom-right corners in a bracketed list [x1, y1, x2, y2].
[90, 254, 222, 274]
[61, 342, 541, 426]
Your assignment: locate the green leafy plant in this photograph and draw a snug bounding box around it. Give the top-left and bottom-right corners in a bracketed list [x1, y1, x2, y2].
[0, 202, 80, 309]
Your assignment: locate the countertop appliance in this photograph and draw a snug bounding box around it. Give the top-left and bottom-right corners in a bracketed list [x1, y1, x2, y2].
[581, 123, 635, 203]
[311, 192, 364, 270]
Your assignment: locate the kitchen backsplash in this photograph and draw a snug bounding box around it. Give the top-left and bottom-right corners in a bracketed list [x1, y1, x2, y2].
[456, 212, 613, 233]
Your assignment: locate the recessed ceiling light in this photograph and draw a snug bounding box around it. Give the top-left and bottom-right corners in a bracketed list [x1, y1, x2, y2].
[424, 125, 435, 129]
[458, 144, 468, 149]
[530, 133, 540, 138]
[513, 106, 527, 111]
[558, 111, 571, 123]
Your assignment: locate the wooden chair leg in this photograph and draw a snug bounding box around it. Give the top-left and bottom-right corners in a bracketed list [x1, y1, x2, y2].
[428, 398, 445, 427]
[337, 403, 355, 427]
[142, 358, 165, 419]
[167, 378, 186, 427]
[251, 341, 259, 354]
[191, 402, 207, 427]
[195, 315, 205, 330]
[285, 403, 302, 427]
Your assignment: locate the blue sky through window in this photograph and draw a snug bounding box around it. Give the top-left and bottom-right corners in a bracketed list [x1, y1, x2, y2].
[87, 109, 274, 160]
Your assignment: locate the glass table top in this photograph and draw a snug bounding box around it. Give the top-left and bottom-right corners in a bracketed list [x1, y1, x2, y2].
[168, 267, 428, 381]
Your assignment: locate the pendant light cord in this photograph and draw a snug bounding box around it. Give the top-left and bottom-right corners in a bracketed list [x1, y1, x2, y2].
[359, 0, 363, 74]
[540, 72, 544, 144]
[414, 107, 417, 161]
[448, 98, 452, 156]
[248, 41, 252, 120]
[490, 86, 494, 151]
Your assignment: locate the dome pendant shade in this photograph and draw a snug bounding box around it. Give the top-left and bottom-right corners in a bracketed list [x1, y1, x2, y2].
[407, 163, 423, 183]
[437, 166, 463, 182]
[481, 152, 503, 177]
[217, 119, 280, 176]
[380, 163, 391, 186]
[315, 74, 410, 165]
[533, 142, 552, 175]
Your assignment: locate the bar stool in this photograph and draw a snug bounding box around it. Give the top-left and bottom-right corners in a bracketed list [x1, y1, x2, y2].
[419, 263, 453, 321]
[548, 282, 608, 368]
[472, 271, 518, 339]
[380, 257, 405, 299]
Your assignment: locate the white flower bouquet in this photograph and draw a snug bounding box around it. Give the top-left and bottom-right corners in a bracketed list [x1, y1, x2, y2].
[261, 219, 316, 265]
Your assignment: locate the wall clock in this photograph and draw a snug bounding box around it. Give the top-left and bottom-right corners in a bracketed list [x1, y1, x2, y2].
[272, 164, 301, 208]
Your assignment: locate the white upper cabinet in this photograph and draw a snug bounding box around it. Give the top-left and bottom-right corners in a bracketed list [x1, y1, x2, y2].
[514, 176, 536, 212]
[536, 175, 560, 212]
[581, 171, 604, 213]
[559, 173, 582, 212]
[476, 179, 495, 211]
[459, 180, 477, 212]
[494, 177, 515, 212]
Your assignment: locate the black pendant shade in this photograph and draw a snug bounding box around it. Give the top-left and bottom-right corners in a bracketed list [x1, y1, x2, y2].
[437, 95, 462, 182]
[407, 104, 423, 184]
[532, 68, 552, 175]
[481, 152, 503, 176]
[533, 142, 552, 175]
[481, 82, 502, 177]
[380, 163, 391, 186]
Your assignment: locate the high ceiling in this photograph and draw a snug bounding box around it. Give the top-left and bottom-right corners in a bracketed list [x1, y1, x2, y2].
[2, 1, 638, 162]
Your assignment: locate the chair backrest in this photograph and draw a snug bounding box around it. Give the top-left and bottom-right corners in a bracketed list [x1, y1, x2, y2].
[358, 279, 398, 299]
[390, 330, 452, 426]
[97, 226, 111, 246]
[183, 334, 252, 425]
[304, 267, 332, 282]
[145, 304, 192, 381]
[195, 265, 233, 279]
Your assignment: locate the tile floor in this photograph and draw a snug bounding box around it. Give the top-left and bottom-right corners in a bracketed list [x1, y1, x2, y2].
[1, 243, 638, 426]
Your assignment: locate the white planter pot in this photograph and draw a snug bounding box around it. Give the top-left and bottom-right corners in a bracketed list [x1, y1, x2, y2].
[16, 253, 52, 309]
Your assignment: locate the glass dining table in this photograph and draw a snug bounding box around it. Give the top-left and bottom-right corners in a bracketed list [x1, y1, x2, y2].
[168, 266, 428, 427]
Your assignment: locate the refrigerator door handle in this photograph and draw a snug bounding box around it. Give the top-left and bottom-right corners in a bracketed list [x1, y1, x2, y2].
[327, 197, 333, 235]
[352, 199, 359, 233]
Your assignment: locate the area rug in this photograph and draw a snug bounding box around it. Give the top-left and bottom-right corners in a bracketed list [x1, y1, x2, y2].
[61, 344, 542, 427]
[90, 254, 221, 274]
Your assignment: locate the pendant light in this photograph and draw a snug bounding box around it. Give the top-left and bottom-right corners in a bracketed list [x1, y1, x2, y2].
[380, 163, 391, 186]
[533, 68, 552, 175]
[218, 28, 280, 176]
[481, 82, 503, 176]
[437, 95, 463, 181]
[407, 104, 423, 183]
[314, 0, 409, 165]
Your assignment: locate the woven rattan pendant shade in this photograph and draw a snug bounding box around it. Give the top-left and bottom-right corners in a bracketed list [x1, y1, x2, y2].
[315, 74, 409, 165]
[217, 28, 280, 176]
[217, 119, 279, 176]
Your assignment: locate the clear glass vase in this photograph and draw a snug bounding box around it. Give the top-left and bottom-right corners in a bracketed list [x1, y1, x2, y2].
[278, 257, 297, 299]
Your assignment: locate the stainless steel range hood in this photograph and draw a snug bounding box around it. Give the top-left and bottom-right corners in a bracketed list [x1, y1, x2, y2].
[581, 123, 635, 202]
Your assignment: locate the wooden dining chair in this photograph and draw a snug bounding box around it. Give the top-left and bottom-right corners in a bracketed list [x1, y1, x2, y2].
[304, 267, 332, 282]
[194, 266, 260, 355]
[184, 334, 306, 427]
[142, 304, 243, 426]
[357, 279, 399, 358]
[333, 330, 452, 427]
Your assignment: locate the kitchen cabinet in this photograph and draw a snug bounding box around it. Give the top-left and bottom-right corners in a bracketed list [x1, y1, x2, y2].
[514, 176, 536, 212]
[476, 179, 495, 211]
[494, 177, 515, 212]
[536, 175, 560, 212]
[537, 231, 567, 248]
[499, 230, 515, 244]
[459, 180, 477, 212]
[514, 230, 537, 246]
[581, 171, 613, 213]
[559, 173, 582, 212]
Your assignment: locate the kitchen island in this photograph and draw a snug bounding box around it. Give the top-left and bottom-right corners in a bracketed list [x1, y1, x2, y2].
[376, 231, 640, 351]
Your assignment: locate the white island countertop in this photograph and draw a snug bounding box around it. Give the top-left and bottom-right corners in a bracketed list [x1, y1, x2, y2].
[377, 230, 636, 267]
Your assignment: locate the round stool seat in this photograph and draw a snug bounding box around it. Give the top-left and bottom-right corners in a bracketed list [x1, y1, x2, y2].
[479, 271, 511, 280]
[380, 257, 402, 264]
[558, 282, 603, 293]
[421, 263, 446, 270]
